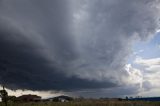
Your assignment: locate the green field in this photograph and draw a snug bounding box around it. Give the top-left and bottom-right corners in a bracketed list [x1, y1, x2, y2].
[1, 101, 160, 106]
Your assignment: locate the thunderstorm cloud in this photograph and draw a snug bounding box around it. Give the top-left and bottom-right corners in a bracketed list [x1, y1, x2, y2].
[0, 0, 160, 96]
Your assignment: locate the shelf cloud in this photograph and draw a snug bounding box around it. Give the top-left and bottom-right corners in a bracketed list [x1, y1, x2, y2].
[0, 0, 159, 96]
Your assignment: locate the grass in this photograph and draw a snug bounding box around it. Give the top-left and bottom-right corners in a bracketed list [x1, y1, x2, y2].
[1, 101, 160, 106]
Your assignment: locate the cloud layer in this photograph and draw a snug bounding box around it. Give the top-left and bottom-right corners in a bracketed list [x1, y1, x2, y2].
[0, 0, 160, 96]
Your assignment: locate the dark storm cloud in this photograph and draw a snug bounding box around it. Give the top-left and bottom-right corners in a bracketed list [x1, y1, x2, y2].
[0, 0, 116, 91]
[0, 0, 160, 96]
[0, 21, 116, 90]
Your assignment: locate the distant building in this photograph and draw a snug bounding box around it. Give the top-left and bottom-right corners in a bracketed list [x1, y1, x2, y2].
[58, 98, 68, 102]
[17, 94, 41, 102]
[48, 95, 73, 102]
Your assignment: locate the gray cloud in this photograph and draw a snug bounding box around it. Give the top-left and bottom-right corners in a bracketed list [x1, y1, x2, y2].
[66, 84, 141, 98]
[0, 0, 160, 96]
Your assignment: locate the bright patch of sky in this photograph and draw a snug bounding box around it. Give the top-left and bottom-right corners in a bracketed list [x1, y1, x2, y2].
[129, 32, 160, 64]
[127, 32, 160, 97]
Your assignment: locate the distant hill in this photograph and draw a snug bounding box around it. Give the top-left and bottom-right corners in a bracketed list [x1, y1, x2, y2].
[129, 97, 160, 101]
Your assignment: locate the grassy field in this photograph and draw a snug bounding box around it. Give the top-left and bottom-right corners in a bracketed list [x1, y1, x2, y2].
[1, 101, 160, 106]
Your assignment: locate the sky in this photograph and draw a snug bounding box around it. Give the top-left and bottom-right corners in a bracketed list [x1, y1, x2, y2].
[0, 0, 160, 98]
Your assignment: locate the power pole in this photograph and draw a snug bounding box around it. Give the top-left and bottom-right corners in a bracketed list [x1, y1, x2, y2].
[0, 59, 9, 106]
[2, 86, 7, 106]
